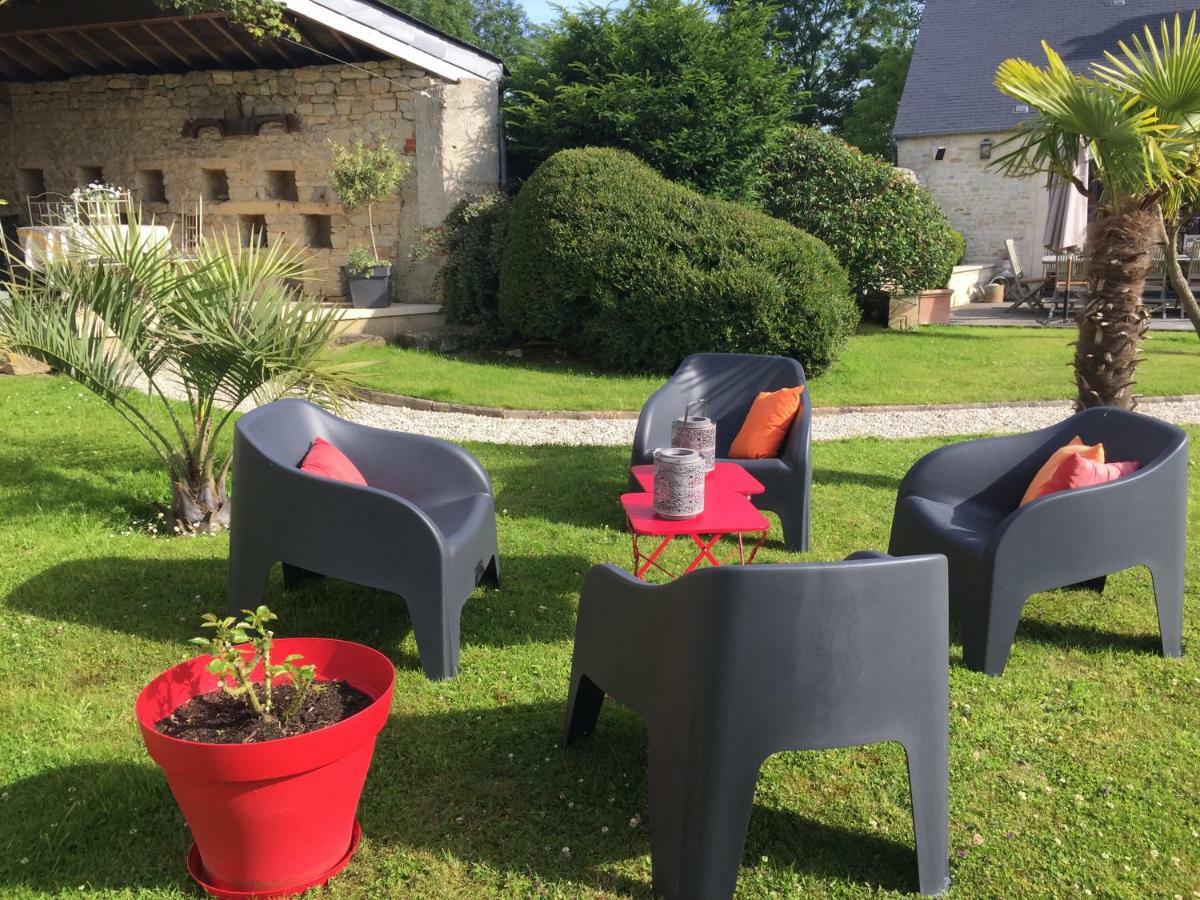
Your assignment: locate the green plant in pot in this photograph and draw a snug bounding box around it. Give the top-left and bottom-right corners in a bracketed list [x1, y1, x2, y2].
[329, 137, 410, 308]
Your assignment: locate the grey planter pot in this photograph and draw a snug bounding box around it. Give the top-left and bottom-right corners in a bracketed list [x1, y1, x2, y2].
[346, 264, 392, 309]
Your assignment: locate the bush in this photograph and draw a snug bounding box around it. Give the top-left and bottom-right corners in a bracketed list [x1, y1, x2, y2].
[419, 192, 511, 333]
[761, 127, 962, 318]
[498, 148, 857, 374]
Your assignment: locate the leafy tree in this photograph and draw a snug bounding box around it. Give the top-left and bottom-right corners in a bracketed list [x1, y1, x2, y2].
[992, 14, 1200, 410]
[722, 0, 920, 130]
[155, 0, 294, 39]
[840, 44, 912, 158]
[504, 0, 797, 200]
[0, 220, 356, 532]
[382, 0, 532, 58]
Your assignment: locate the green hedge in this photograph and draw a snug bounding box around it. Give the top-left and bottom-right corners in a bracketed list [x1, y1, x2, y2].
[423, 192, 510, 333]
[498, 148, 857, 374]
[761, 127, 963, 318]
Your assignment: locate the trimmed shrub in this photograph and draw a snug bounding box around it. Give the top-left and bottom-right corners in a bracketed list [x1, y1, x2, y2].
[498, 148, 857, 374]
[419, 192, 511, 334]
[761, 127, 962, 318]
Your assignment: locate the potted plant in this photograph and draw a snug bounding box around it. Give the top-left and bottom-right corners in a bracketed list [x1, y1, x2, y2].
[344, 246, 392, 309]
[329, 138, 410, 308]
[136, 607, 395, 897]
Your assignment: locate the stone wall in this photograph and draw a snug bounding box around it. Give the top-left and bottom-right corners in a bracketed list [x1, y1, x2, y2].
[0, 59, 501, 302]
[897, 131, 1049, 273]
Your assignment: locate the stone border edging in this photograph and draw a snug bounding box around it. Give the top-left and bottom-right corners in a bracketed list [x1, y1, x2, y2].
[353, 387, 1200, 420]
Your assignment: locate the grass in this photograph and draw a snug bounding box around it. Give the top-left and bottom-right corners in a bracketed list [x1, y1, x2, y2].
[342, 325, 1200, 411]
[1, 375, 1199, 898]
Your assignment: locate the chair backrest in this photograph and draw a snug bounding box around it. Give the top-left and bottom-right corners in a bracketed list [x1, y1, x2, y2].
[235, 398, 353, 471]
[1066, 406, 1188, 468]
[642, 353, 809, 458]
[1005, 239, 1026, 279]
[597, 554, 948, 749]
[1187, 244, 1200, 281]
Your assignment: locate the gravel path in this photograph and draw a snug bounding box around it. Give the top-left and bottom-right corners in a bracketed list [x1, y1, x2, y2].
[343, 396, 1200, 445]
[131, 374, 1200, 445]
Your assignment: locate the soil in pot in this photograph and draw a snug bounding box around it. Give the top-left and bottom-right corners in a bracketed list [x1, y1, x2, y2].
[156, 680, 372, 744]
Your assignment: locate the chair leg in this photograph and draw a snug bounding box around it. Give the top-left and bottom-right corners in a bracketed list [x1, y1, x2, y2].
[406, 596, 462, 681]
[483, 554, 501, 589]
[1148, 559, 1184, 659]
[227, 543, 274, 615]
[960, 587, 1025, 677]
[903, 734, 951, 896]
[646, 724, 760, 900]
[561, 672, 605, 747]
[775, 504, 809, 553]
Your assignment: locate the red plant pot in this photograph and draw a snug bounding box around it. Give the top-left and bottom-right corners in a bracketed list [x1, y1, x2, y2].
[136, 638, 395, 899]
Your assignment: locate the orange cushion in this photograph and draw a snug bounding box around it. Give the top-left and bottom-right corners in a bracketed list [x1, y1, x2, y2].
[1039, 455, 1140, 497]
[299, 437, 367, 486]
[1019, 436, 1104, 506]
[729, 386, 805, 460]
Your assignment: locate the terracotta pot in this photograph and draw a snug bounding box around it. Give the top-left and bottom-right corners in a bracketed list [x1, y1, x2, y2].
[917, 289, 953, 325]
[136, 638, 395, 898]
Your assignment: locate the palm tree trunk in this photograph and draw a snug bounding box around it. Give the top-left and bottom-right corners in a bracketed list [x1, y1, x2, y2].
[1156, 209, 1200, 339]
[1074, 208, 1155, 411]
[170, 461, 230, 534]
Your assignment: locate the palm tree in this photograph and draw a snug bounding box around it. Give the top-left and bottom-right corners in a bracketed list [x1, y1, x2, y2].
[0, 217, 357, 533]
[992, 13, 1200, 410]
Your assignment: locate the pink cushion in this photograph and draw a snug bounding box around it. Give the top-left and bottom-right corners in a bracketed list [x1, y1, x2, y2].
[1036, 454, 1140, 499]
[298, 437, 367, 486]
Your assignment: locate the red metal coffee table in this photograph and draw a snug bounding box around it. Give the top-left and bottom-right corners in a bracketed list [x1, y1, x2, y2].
[620, 490, 770, 580]
[630, 461, 765, 498]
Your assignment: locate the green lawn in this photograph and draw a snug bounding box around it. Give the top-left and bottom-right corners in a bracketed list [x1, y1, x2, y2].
[343, 325, 1200, 411]
[1, 375, 1198, 898]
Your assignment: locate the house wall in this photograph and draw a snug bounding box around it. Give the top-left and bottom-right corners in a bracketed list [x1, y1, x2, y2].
[897, 131, 1049, 275]
[0, 59, 501, 302]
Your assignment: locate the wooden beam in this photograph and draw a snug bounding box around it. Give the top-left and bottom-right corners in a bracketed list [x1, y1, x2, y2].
[0, 40, 46, 78]
[0, 1, 223, 35]
[43, 30, 103, 73]
[73, 29, 127, 68]
[140, 22, 193, 68]
[291, 17, 332, 56]
[174, 20, 228, 67]
[208, 18, 265, 66]
[12, 34, 72, 74]
[108, 26, 165, 72]
[322, 22, 357, 58]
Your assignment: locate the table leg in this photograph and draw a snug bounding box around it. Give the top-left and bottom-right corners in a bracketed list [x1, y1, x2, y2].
[633, 533, 675, 580]
[745, 530, 768, 564]
[684, 533, 723, 573]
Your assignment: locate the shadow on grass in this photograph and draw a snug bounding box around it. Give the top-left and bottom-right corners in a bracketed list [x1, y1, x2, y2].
[5, 553, 589, 661]
[813, 467, 903, 491]
[364, 701, 924, 897]
[484, 444, 629, 531]
[0, 761, 190, 894]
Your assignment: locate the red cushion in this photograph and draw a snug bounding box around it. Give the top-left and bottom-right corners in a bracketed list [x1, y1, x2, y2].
[298, 437, 367, 486]
[1036, 454, 1140, 499]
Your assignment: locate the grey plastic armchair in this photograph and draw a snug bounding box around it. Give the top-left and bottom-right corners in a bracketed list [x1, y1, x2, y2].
[630, 353, 812, 550]
[562, 553, 951, 898]
[889, 407, 1187, 676]
[228, 398, 500, 680]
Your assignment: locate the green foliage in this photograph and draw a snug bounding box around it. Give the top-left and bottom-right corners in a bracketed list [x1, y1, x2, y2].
[346, 246, 388, 278]
[418, 193, 510, 332]
[0, 216, 357, 532]
[154, 0, 294, 39]
[840, 45, 912, 158]
[383, 0, 531, 58]
[503, 0, 797, 200]
[191, 606, 317, 722]
[329, 138, 410, 260]
[721, 0, 921, 130]
[761, 127, 962, 313]
[498, 148, 857, 374]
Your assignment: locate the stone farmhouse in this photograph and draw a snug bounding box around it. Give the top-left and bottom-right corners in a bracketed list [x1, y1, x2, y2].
[895, 0, 1191, 288]
[0, 0, 504, 314]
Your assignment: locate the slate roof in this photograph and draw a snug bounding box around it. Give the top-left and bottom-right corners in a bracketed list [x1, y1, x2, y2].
[894, 0, 1199, 138]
